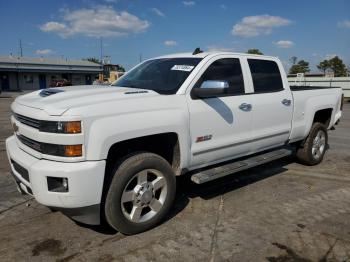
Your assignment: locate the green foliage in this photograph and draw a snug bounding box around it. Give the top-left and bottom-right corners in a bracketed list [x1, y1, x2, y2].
[316, 56, 347, 77]
[83, 57, 126, 72]
[289, 56, 297, 66]
[115, 64, 126, 72]
[328, 56, 347, 77]
[83, 57, 101, 64]
[289, 58, 310, 74]
[247, 49, 263, 55]
[317, 60, 331, 74]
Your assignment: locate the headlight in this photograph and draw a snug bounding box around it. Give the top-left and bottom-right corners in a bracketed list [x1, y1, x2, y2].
[40, 121, 81, 134]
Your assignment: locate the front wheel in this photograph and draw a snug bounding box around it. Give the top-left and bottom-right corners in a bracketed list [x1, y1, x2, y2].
[296, 122, 328, 166]
[104, 152, 176, 235]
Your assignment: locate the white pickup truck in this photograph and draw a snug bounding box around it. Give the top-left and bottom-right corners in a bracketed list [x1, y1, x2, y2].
[6, 51, 343, 234]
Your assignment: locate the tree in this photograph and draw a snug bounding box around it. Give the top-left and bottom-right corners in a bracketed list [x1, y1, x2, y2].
[289, 58, 310, 74]
[297, 60, 311, 73]
[247, 49, 263, 55]
[115, 64, 126, 72]
[289, 56, 297, 66]
[317, 60, 331, 74]
[83, 57, 126, 72]
[328, 56, 347, 77]
[83, 57, 101, 64]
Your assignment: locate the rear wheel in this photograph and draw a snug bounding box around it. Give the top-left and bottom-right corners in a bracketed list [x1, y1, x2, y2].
[105, 152, 176, 235]
[296, 122, 328, 165]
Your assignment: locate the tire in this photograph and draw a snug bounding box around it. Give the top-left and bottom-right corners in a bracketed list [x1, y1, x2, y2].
[296, 122, 328, 166]
[104, 152, 176, 235]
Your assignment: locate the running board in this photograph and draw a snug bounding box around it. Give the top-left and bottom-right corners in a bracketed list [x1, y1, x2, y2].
[191, 148, 293, 184]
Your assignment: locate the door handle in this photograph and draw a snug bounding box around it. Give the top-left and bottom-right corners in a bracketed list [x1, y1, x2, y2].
[239, 103, 252, 112]
[281, 99, 291, 106]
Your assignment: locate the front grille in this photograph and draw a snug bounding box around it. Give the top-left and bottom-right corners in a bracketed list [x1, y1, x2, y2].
[16, 134, 70, 157]
[11, 159, 30, 182]
[14, 113, 40, 129]
[17, 134, 42, 152]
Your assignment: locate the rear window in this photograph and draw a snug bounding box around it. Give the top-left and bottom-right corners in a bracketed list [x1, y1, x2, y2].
[248, 59, 284, 93]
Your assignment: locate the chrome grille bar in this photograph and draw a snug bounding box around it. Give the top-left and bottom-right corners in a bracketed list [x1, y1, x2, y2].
[13, 113, 41, 129]
[17, 134, 42, 152]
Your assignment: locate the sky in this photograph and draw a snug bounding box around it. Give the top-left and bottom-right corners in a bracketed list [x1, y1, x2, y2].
[0, 0, 349, 71]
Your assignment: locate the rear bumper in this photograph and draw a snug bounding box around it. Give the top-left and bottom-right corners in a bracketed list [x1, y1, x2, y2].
[5, 135, 106, 225]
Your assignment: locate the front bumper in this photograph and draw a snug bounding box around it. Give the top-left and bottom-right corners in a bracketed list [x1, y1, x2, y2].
[5, 135, 106, 225]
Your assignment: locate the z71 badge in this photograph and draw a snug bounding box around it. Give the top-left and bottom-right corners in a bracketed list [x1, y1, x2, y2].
[196, 135, 212, 143]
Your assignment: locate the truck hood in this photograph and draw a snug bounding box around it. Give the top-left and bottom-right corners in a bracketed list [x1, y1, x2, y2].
[15, 85, 159, 116]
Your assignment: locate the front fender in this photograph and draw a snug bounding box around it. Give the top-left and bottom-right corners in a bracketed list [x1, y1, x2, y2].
[85, 108, 190, 169]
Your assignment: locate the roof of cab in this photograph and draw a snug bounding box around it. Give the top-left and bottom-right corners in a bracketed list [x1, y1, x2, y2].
[154, 51, 277, 60]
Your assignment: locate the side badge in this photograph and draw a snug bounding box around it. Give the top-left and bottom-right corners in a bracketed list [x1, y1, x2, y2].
[196, 135, 212, 143]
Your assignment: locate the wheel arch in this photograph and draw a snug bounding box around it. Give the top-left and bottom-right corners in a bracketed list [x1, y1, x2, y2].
[312, 108, 333, 127]
[303, 106, 334, 141]
[105, 132, 181, 176]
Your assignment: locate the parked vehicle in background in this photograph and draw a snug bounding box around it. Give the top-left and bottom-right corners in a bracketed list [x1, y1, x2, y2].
[92, 79, 111, 86]
[50, 79, 72, 87]
[6, 51, 343, 234]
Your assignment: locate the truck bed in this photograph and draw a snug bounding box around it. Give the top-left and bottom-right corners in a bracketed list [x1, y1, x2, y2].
[289, 86, 343, 144]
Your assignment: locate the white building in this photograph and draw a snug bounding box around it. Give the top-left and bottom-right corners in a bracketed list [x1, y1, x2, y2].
[0, 56, 102, 91]
[288, 73, 350, 98]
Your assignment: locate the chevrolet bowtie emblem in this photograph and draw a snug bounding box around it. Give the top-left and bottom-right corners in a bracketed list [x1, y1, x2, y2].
[12, 122, 19, 133]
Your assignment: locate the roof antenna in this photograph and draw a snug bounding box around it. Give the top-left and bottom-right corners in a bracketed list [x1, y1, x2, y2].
[192, 47, 203, 55]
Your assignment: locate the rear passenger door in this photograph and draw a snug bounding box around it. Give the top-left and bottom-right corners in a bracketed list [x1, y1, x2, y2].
[247, 58, 293, 152]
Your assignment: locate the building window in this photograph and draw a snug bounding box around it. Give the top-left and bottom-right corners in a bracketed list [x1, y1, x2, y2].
[24, 75, 33, 83]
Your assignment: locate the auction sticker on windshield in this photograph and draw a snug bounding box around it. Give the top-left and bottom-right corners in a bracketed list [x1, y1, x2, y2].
[171, 65, 195, 71]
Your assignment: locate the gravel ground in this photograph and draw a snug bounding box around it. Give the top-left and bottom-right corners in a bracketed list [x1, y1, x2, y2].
[0, 92, 349, 262]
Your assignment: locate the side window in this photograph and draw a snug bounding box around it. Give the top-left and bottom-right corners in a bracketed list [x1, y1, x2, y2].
[248, 59, 284, 93]
[197, 58, 245, 95]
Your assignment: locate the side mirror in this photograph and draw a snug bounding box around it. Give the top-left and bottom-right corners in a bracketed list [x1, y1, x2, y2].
[192, 80, 229, 99]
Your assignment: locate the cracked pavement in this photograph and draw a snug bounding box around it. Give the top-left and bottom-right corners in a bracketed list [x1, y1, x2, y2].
[0, 93, 350, 261]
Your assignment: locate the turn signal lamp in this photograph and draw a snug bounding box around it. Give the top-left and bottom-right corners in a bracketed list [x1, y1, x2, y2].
[64, 145, 83, 157]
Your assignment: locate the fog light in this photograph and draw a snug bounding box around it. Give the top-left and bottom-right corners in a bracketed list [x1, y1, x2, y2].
[62, 178, 68, 190]
[47, 177, 69, 192]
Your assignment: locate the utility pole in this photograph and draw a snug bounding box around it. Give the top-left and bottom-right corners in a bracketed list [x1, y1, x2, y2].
[19, 39, 23, 57]
[139, 53, 142, 63]
[99, 37, 104, 82]
[100, 37, 103, 65]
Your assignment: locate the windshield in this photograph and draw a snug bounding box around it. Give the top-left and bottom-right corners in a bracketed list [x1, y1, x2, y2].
[112, 58, 202, 94]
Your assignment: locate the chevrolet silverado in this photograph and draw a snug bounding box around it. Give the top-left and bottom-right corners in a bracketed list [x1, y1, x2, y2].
[6, 51, 343, 234]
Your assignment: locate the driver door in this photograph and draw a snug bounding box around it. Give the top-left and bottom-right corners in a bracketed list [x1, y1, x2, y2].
[186, 57, 254, 168]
